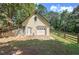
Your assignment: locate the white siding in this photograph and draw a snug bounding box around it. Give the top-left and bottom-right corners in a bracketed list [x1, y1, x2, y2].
[25, 15, 49, 36]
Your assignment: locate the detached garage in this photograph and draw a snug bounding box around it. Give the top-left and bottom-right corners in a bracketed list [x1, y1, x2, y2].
[21, 10, 50, 39]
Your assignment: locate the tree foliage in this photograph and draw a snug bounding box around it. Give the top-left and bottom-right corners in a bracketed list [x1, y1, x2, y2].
[37, 4, 47, 15]
[0, 3, 79, 34]
[0, 3, 35, 28]
[45, 5, 79, 34]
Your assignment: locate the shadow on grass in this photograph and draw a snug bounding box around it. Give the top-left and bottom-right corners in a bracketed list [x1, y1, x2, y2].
[0, 39, 79, 55]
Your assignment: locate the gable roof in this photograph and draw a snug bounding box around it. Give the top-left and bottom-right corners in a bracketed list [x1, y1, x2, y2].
[22, 10, 50, 27]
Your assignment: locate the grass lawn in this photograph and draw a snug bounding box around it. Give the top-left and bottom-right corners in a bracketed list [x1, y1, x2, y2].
[0, 31, 79, 55]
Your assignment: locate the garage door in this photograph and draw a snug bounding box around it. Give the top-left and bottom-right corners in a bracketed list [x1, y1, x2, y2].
[37, 26, 46, 35]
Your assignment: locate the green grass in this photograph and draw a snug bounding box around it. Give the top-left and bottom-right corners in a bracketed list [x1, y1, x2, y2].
[0, 31, 79, 55]
[51, 30, 77, 43]
[50, 31, 79, 54]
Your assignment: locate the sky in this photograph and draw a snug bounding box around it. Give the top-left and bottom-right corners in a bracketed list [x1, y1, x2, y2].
[40, 3, 79, 12]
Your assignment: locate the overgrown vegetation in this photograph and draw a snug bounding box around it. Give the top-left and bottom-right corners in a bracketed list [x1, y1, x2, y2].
[0, 3, 79, 34]
[38, 4, 79, 42]
[0, 38, 79, 55]
[0, 3, 35, 29]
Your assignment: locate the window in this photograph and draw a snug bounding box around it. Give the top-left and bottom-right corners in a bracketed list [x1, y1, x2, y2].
[34, 16, 37, 21]
[37, 26, 46, 30]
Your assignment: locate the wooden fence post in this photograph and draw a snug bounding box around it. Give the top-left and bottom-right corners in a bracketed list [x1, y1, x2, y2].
[77, 33, 79, 43]
[64, 33, 66, 39]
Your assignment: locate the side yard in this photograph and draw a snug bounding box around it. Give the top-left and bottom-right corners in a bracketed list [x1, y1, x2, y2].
[0, 31, 79, 55]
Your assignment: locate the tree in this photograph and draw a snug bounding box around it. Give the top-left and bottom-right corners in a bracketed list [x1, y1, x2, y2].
[0, 3, 35, 28]
[13, 3, 35, 27]
[37, 4, 47, 15]
[45, 11, 59, 28]
[72, 5, 79, 43]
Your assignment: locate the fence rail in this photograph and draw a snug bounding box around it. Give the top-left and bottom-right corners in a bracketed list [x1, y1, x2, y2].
[52, 30, 77, 42]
